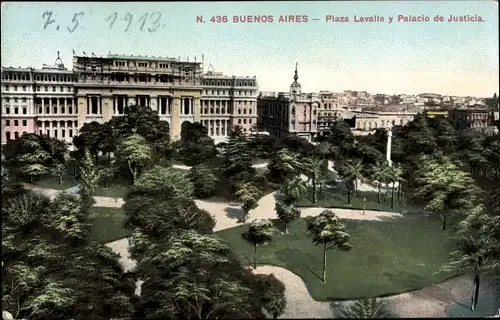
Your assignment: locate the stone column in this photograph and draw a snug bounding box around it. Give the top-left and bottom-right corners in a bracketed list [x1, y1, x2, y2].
[194, 97, 201, 122]
[41, 98, 45, 114]
[386, 127, 392, 166]
[171, 96, 181, 140]
[49, 98, 52, 115]
[64, 98, 68, 114]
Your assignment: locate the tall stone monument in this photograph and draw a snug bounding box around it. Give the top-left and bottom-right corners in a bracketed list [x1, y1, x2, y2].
[386, 126, 393, 167]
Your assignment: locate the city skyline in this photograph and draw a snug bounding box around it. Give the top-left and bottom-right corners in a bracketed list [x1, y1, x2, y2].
[1, 1, 499, 97]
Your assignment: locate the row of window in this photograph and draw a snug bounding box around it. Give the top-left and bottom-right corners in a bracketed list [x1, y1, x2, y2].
[4, 105, 77, 115]
[3, 85, 72, 92]
[4, 97, 28, 103]
[203, 90, 256, 96]
[4, 119, 28, 127]
[203, 80, 255, 87]
[2, 74, 75, 82]
[237, 118, 253, 125]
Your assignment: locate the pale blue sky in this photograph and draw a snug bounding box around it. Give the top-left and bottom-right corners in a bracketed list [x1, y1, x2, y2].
[1, 1, 498, 97]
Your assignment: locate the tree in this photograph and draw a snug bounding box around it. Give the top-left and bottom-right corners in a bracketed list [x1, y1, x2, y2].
[2, 192, 135, 319]
[72, 121, 105, 163]
[3, 134, 51, 183]
[387, 163, 404, 209]
[438, 205, 497, 311]
[97, 164, 115, 189]
[188, 164, 219, 198]
[116, 134, 153, 185]
[267, 148, 302, 183]
[370, 161, 390, 204]
[77, 149, 100, 209]
[51, 151, 71, 185]
[336, 298, 389, 318]
[274, 200, 301, 234]
[414, 154, 480, 230]
[235, 182, 263, 222]
[305, 210, 353, 283]
[339, 159, 364, 203]
[253, 274, 287, 319]
[242, 219, 276, 269]
[280, 176, 307, 206]
[134, 165, 194, 200]
[303, 157, 324, 203]
[178, 122, 217, 166]
[221, 126, 253, 178]
[133, 231, 266, 319]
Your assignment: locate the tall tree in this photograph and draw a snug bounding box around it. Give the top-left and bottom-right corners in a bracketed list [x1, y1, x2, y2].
[178, 122, 217, 166]
[235, 182, 263, 222]
[303, 157, 324, 203]
[189, 164, 219, 198]
[370, 161, 390, 204]
[274, 200, 301, 234]
[387, 163, 404, 209]
[280, 176, 307, 206]
[439, 205, 498, 311]
[72, 121, 105, 163]
[267, 148, 302, 183]
[339, 159, 364, 203]
[242, 219, 276, 269]
[305, 210, 353, 283]
[116, 134, 153, 185]
[414, 154, 480, 230]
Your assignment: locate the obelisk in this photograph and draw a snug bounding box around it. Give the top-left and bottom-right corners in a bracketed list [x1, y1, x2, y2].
[386, 127, 393, 167]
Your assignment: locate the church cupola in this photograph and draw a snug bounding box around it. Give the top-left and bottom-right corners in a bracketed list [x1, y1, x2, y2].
[290, 62, 301, 96]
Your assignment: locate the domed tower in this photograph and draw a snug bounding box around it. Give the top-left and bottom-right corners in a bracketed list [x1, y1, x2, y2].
[290, 62, 301, 96]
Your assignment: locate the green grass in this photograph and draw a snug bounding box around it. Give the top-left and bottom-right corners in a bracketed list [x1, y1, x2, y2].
[89, 206, 131, 243]
[297, 187, 422, 213]
[216, 216, 460, 301]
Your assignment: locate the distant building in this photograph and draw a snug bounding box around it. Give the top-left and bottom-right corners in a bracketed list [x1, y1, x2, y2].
[257, 64, 323, 142]
[1, 52, 258, 144]
[426, 110, 449, 118]
[448, 107, 490, 131]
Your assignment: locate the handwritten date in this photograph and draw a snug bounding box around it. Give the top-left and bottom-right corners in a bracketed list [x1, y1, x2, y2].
[42, 10, 164, 32]
[106, 11, 162, 31]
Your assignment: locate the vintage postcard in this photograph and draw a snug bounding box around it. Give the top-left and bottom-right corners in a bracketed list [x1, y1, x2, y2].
[1, 1, 499, 319]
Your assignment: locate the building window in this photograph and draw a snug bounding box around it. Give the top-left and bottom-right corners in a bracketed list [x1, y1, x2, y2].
[69, 129, 73, 137]
[5, 120, 10, 126]
[5, 132, 11, 141]
[22, 120, 27, 126]
[22, 108, 27, 114]
[45, 86, 48, 91]
[22, 86, 26, 91]
[22, 97, 27, 103]
[61, 129, 65, 138]
[13, 86, 18, 91]
[14, 120, 19, 126]
[52, 86, 56, 92]
[14, 107, 19, 114]
[238, 119, 242, 124]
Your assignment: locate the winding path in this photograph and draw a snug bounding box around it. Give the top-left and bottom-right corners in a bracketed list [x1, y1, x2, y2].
[22, 169, 498, 318]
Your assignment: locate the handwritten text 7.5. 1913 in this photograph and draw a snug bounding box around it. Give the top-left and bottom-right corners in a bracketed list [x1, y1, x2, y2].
[41, 11, 165, 33]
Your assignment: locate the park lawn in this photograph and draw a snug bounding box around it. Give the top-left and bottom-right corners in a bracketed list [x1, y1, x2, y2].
[297, 187, 422, 213]
[89, 206, 131, 243]
[216, 216, 460, 301]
